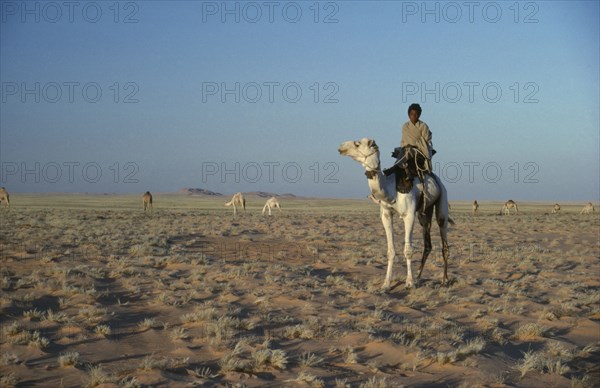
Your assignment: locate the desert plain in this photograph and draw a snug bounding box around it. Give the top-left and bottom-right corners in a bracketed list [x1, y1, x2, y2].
[0, 194, 599, 387]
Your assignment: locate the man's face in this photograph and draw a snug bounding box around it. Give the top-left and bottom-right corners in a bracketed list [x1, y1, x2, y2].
[409, 109, 420, 124]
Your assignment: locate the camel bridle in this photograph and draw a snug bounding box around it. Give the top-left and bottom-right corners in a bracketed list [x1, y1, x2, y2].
[358, 145, 380, 175]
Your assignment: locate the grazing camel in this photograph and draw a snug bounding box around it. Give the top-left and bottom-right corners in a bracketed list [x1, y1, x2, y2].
[262, 196, 282, 216]
[339, 138, 453, 289]
[472, 200, 479, 216]
[142, 191, 153, 212]
[580, 202, 595, 214]
[552, 203, 561, 213]
[502, 200, 519, 215]
[0, 187, 9, 209]
[225, 192, 246, 216]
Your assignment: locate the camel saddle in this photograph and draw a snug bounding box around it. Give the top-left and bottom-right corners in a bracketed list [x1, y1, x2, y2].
[383, 146, 432, 194]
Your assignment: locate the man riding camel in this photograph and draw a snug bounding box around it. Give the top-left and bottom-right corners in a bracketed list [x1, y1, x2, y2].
[384, 103, 436, 212]
[400, 103, 434, 173]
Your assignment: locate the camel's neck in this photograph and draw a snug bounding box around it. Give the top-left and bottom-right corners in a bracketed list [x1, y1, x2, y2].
[365, 169, 396, 203]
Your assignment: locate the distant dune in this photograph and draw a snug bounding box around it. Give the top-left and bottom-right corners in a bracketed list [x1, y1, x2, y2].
[178, 188, 223, 196]
[245, 191, 297, 198]
[179, 188, 297, 199]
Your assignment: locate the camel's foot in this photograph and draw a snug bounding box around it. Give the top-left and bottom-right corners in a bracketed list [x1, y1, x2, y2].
[381, 279, 393, 292]
[405, 279, 415, 289]
[441, 278, 449, 287]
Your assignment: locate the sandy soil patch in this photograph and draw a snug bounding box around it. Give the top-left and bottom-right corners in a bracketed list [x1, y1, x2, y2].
[1, 196, 598, 387]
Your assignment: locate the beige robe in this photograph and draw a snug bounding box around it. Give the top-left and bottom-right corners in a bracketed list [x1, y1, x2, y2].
[401, 120, 432, 159]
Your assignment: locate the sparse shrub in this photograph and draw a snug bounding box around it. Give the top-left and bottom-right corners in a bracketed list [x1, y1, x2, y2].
[359, 376, 389, 388]
[138, 354, 189, 371]
[219, 351, 250, 374]
[283, 324, 315, 339]
[1, 352, 20, 366]
[571, 375, 593, 388]
[45, 309, 68, 323]
[293, 371, 325, 387]
[517, 349, 571, 377]
[299, 351, 324, 369]
[342, 346, 358, 364]
[335, 378, 349, 388]
[269, 349, 288, 370]
[94, 324, 111, 338]
[514, 322, 548, 340]
[169, 327, 190, 341]
[58, 351, 81, 367]
[189, 366, 218, 379]
[23, 308, 44, 320]
[455, 337, 486, 359]
[119, 376, 141, 388]
[137, 318, 156, 331]
[180, 304, 217, 323]
[251, 349, 270, 369]
[84, 365, 117, 387]
[0, 372, 18, 388]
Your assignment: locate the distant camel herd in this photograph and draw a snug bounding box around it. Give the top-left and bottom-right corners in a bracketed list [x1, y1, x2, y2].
[468, 199, 595, 216]
[223, 192, 281, 216]
[0, 187, 595, 217]
[144, 191, 281, 216]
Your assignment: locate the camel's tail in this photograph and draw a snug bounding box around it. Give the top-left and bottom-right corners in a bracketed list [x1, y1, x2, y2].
[430, 173, 455, 226]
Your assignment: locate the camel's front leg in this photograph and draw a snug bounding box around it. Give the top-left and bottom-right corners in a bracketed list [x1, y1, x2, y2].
[402, 213, 416, 288]
[380, 208, 395, 291]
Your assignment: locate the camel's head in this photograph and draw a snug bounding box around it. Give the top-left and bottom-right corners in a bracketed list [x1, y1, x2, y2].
[338, 138, 380, 171]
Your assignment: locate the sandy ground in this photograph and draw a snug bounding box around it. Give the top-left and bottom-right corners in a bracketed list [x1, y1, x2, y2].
[0, 195, 599, 387]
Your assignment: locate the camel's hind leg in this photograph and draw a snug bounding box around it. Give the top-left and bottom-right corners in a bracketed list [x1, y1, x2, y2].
[437, 215, 450, 286]
[416, 206, 434, 282]
[432, 180, 450, 286]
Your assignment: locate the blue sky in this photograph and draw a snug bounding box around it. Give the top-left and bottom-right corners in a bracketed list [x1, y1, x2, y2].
[1, 0, 598, 200]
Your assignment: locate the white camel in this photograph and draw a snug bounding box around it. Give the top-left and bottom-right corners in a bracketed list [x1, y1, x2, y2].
[580, 202, 595, 214]
[262, 196, 282, 216]
[225, 192, 246, 216]
[0, 187, 9, 209]
[502, 200, 519, 215]
[339, 138, 452, 289]
[472, 200, 479, 216]
[552, 203, 561, 213]
[142, 191, 153, 212]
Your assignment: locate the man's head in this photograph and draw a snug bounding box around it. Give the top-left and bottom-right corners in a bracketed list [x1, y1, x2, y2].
[408, 103, 422, 124]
